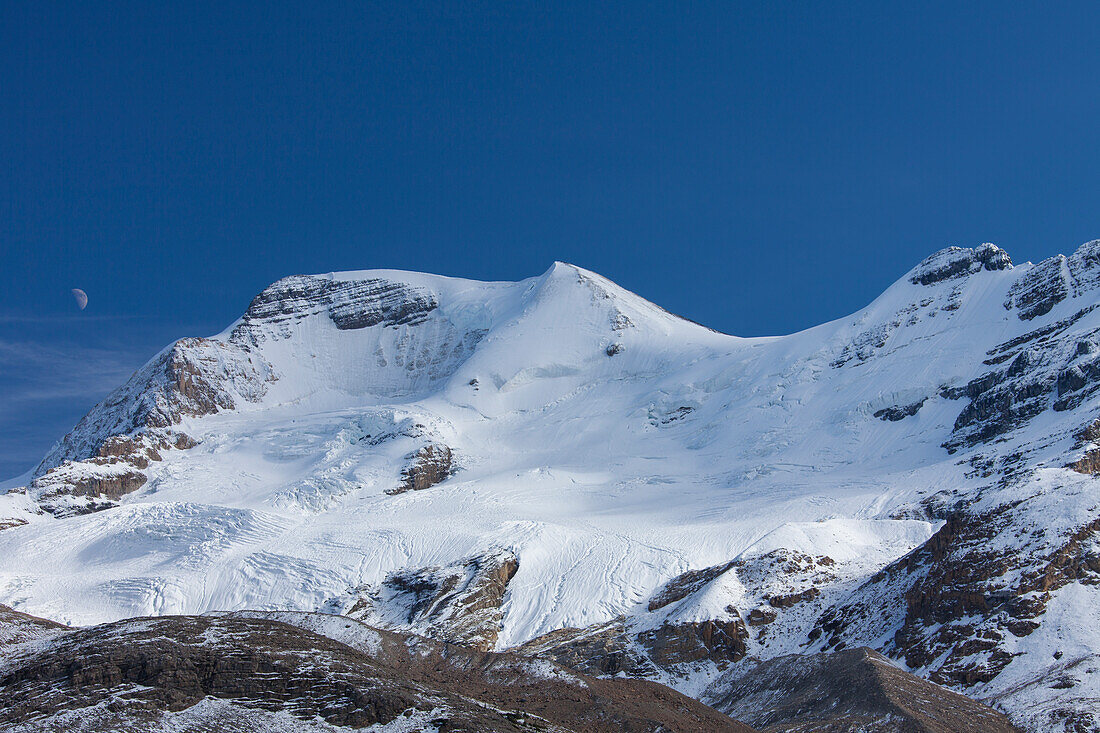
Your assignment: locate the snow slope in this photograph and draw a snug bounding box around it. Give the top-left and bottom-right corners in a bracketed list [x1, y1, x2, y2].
[3, 244, 1099, 731]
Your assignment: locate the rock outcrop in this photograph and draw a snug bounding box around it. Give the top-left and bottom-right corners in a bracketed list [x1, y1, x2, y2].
[703, 647, 1021, 733]
[389, 443, 454, 494]
[941, 304, 1100, 452]
[1005, 240, 1100, 321]
[909, 243, 1013, 286]
[230, 274, 439, 345]
[333, 550, 519, 651]
[518, 616, 751, 679]
[28, 431, 197, 516]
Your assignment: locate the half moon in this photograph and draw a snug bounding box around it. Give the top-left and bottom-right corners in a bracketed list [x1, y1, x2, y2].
[71, 288, 88, 310]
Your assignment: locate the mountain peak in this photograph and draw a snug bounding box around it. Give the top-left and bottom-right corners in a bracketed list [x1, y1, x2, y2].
[907, 242, 1013, 286]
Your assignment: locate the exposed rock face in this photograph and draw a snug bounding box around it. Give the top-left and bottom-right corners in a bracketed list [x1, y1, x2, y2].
[1005, 241, 1100, 321]
[831, 245, 1013, 370]
[732, 551, 838, 628]
[909, 243, 1013, 286]
[768, 587, 820, 609]
[520, 616, 750, 678]
[27, 432, 197, 516]
[230, 275, 439, 345]
[0, 611, 753, 733]
[638, 618, 750, 669]
[514, 611, 748, 677]
[18, 337, 266, 514]
[36, 468, 146, 504]
[1068, 448, 1100, 475]
[648, 561, 736, 611]
[516, 615, 749, 681]
[703, 647, 1021, 733]
[874, 399, 926, 421]
[647, 552, 836, 618]
[516, 618, 651, 676]
[335, 550, 519, 651]
[941, 305, 1100, 452]
[1008, 256, 1072, 321]
[820, 245, 1098, 727]
[389, 444, 454, 494]
[747, 608, 777, 626]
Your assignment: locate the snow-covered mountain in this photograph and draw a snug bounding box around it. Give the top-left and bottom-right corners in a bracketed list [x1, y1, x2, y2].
[2, 243, 1099, 732]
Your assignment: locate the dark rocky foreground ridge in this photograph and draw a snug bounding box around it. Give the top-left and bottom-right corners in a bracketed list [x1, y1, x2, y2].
[0, 605, 1019, 732]
[0, 605, 749, 732]
[704, 647, 1020, 733]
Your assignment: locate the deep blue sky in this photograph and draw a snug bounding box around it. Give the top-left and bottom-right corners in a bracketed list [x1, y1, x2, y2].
[2, 2, 1099, 478]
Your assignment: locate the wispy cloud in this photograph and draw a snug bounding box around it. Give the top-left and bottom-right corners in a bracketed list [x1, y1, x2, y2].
[0, 338, 146, 399]
[0, 338, 153, 479]
[0, 313, 152, 325]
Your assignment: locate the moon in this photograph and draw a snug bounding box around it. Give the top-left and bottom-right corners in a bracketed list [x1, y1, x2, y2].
[71, 288, 88, 310]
